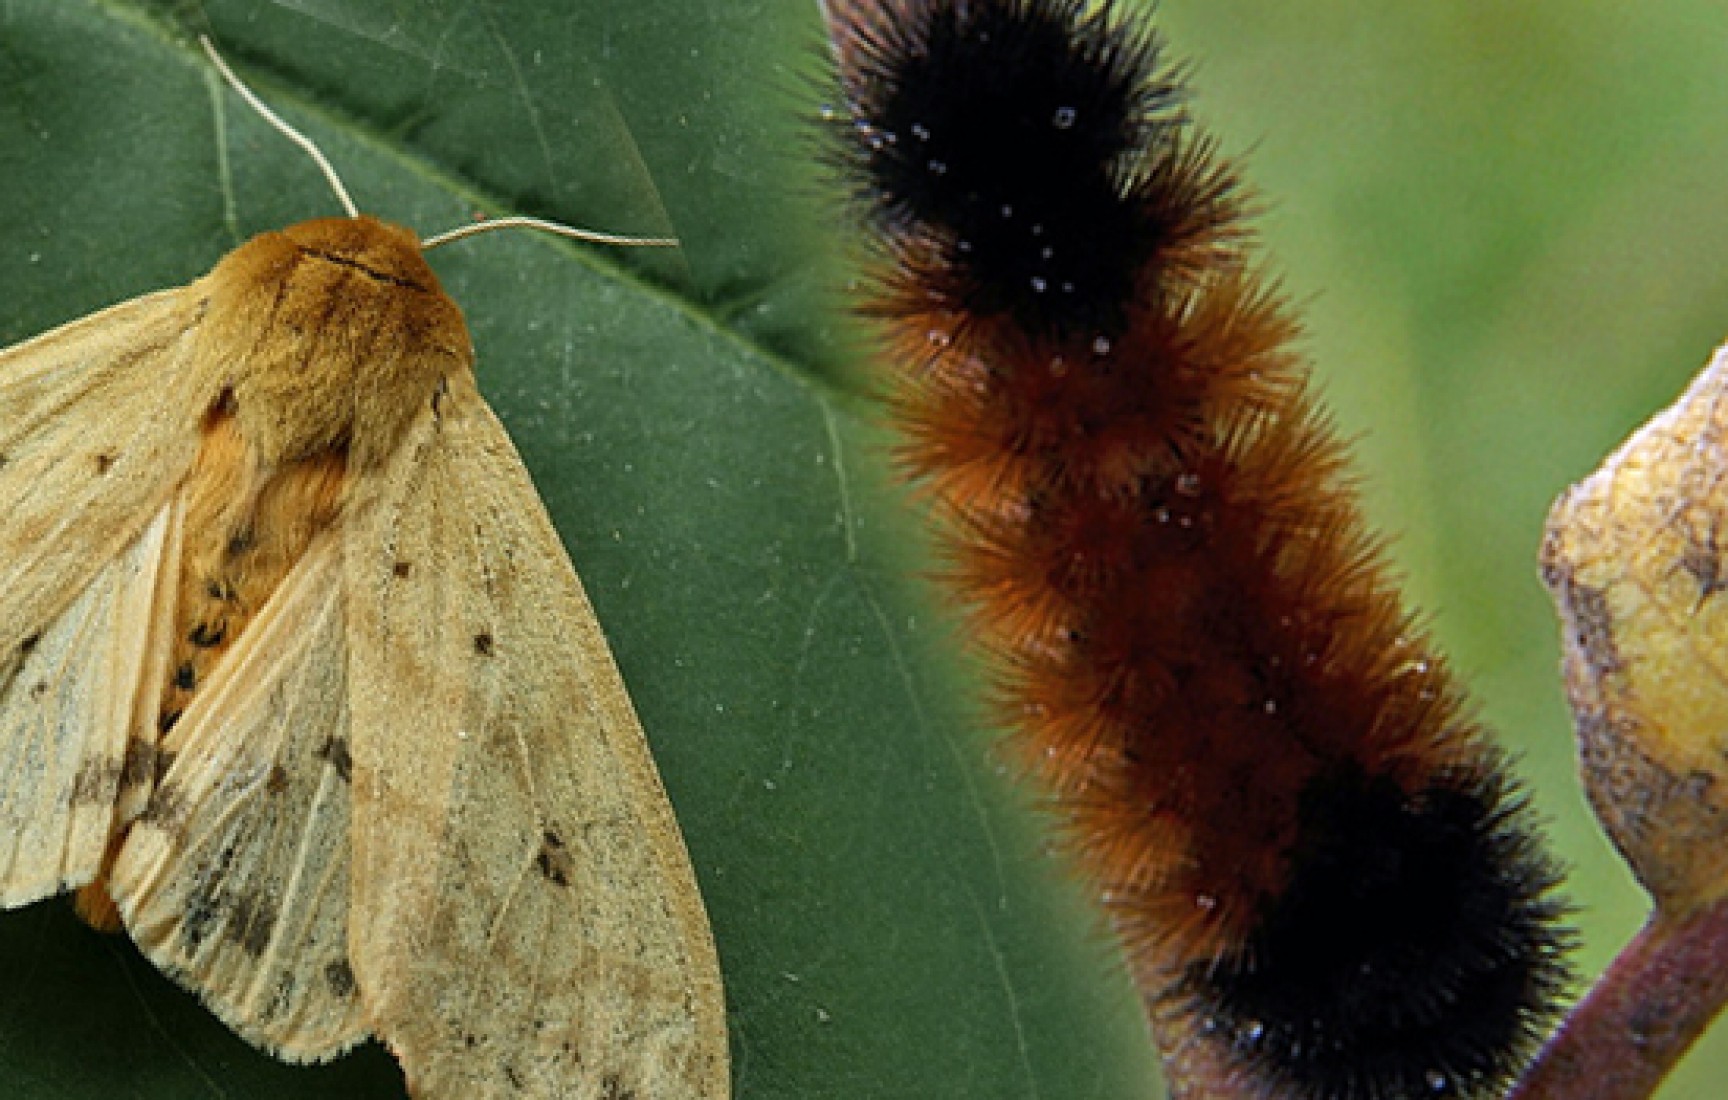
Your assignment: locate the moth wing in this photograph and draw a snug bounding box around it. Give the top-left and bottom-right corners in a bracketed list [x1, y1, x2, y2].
[345, 375, 727, 1099]
[108, 534, 371, 1062]
[0, 289, 212, 903]
[0, 500, 180, 905]
[0, 289, 210, 655]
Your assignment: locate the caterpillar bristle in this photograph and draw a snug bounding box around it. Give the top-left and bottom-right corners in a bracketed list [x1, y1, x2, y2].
[832, 0, 1242, 342]
[825, 0, 1572, 1097]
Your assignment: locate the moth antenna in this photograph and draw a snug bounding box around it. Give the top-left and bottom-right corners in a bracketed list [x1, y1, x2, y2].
[199, 37, 671, 254]
[199, 35, 360, 220]
[420, 215, 678, 252]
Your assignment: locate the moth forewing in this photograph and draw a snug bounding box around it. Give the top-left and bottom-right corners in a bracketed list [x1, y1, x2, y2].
[0, 290, 209, 661]
[0, 291, 212, 910]
[344, 376, 728, 1097]
[0, 503, 174, 907]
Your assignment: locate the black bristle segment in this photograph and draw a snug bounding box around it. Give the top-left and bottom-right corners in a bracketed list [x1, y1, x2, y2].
[1184, 764, 1572, 1100]
[834, 0, 1204, 337]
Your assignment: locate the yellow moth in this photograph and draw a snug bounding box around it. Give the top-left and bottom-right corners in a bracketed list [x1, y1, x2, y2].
[0, 39, 728, 1100]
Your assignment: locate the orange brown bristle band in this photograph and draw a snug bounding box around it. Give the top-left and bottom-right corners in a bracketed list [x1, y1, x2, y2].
[825, 1, 1572, 1096]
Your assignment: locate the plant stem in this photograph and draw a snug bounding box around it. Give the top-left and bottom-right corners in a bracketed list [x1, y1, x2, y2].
[1509, 896, 1728, 1100]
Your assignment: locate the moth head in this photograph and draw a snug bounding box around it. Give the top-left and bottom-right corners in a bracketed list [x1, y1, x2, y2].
[191, 36, 677, 471]
[200, 215, 472, 469]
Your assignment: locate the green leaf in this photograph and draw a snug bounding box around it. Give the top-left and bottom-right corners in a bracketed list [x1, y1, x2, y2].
[0, 1, 1158, 1097]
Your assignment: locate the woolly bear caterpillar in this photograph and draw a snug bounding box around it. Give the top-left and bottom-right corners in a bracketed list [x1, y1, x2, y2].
[823, 1, 1571, 1098]
[0, 38, 727, 1100]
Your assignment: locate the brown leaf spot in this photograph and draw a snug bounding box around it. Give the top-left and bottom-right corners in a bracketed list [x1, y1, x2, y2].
[1680, 529, 1728, 607]
[474, 632, 495, 656]
[535, 829, 573, 888]
[1555, 572, 1621, 679]
[317, 736, 353, 783]
[1577, 708, 1728, 902]
[324, 959, 356, 999]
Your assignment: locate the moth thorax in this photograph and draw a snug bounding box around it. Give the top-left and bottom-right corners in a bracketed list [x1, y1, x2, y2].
[201, 215, 474, 467]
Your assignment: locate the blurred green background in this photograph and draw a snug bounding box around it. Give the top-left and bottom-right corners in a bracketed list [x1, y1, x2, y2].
[0, 0, 1723, 1096]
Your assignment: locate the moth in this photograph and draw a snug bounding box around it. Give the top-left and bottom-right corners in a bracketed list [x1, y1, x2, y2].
[0, 40, 728, 1099]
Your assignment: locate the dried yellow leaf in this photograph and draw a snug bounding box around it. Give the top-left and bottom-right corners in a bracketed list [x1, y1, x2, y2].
[1543, 343, 1728, 912]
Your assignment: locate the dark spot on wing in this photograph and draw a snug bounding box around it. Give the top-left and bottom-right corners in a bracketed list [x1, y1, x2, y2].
[180, 845, 239, 953]
[174, 662, 197, 691]
[121, 737, 157, 790]
[325, 959, 356, 999]
[600, 1074, 636, 1100]
[70, 756, 121, 807]
[474, 632, 494, 656]
[94, 452, 115, 474]
[317, 736, 353, 783]
[262, 970, 296, 1022]
[228, 894, 278, 957]
[182, 886, 218, 951]
[505, 1065, 525, 1090]
[140, 782, 192, 836]
[189, 620, 227, 648]
[266, 765, 290, 795]
[393, 560, 413, 579]
[227, 528, 256, 557]
[69, 740, 155, 807]
[535, 830, 573, 888]
[19, 633, 40, 655]
[159, 708, 182, 734]
[29, 681, 46, 699]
